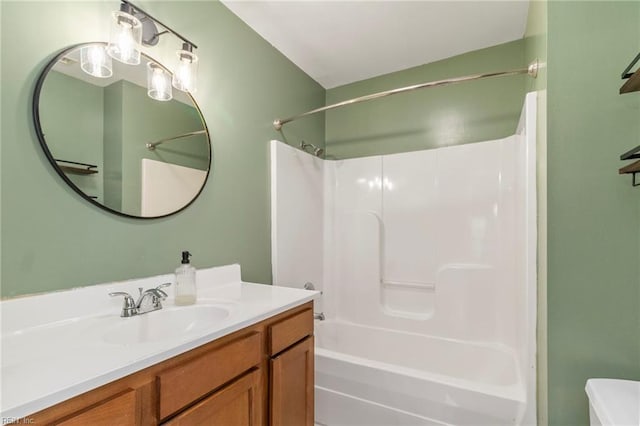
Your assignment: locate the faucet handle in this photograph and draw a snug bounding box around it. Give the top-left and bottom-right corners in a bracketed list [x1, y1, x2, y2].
[155, 282, 171, 298]
[109, 291, 135, 304]
[109, 292, 137, 317]
[154, 283, 171, 300]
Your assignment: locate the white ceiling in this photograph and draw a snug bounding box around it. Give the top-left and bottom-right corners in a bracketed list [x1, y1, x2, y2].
[221, 0, 531, 89]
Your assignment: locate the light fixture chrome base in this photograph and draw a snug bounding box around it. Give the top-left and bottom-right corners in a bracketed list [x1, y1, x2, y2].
[121, 0, 198, 49]
[135, 12, 160, 46]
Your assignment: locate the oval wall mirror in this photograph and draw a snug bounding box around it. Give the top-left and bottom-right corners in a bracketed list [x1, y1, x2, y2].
[33, 42, 211, 219]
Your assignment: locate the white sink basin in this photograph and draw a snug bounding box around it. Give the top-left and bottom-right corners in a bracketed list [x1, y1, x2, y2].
[102, 304, 231, 345]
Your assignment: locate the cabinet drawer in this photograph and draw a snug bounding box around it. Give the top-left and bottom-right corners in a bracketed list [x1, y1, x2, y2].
[268, 309, 313, 356]
[158, 332, 261, 419]
[162, 369, 261, 426]
[56, 389, 137, 426]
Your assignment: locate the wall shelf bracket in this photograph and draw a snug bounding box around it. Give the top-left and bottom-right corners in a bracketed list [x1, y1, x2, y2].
[54, 159, 98, 175]
[618, 51, 639, 186]
[620, 51, 640, 94]
[619, 159, 640, 187]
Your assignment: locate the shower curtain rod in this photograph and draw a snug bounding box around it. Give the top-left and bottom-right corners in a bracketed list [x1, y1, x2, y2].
[273, 60, 539, 130]
[146, 130, 207, 151]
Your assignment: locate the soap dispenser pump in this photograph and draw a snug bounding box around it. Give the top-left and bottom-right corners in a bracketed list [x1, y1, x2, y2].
[175, 251, 196, 305]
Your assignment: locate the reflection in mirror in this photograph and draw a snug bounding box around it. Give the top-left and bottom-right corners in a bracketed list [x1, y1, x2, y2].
[34, 42, 211, 218]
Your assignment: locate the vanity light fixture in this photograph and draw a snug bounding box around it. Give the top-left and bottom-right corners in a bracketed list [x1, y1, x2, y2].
[105, 0, 200, 99]
[147, 62, 172, 101]
[173, 43, 198, 93]
[107, 2, 142, 65]
[80, 45, 113, 78]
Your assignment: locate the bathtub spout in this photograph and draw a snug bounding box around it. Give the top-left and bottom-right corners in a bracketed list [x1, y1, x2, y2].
[314, 312, 325, 321]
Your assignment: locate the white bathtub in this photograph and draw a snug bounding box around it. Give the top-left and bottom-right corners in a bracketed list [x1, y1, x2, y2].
[314, 320, 526, 426]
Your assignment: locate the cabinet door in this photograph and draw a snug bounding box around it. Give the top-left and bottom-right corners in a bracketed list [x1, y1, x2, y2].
[270, 336, 314, 426]
[163, 369, 261, 426]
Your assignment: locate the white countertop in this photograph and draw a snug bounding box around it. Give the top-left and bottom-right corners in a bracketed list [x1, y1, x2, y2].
[586, 378, 640, 426]
[0, 264, 317, 420]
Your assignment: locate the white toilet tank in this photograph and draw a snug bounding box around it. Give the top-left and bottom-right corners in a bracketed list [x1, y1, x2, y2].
[586, 378, 640, 426]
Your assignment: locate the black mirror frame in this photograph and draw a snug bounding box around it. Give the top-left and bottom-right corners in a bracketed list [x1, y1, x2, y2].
[32, 42, 212, 219]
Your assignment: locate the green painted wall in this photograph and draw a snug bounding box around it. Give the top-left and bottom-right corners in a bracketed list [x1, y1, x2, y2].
[546, 1, 640, 425]
[325, 39, 527, 159]
[40, 71, 105, 202]
[0, 1, 324, 297]
[103, 80, 124, 212]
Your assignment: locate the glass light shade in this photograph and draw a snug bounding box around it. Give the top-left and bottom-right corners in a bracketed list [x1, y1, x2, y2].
[147, 62, 172, 101]
[80, 45, 113, 78]
[172, 49, 198, 93]
[107, 10, 142, 65]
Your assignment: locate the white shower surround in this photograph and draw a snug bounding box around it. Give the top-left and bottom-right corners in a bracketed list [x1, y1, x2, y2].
[271, 92, 537, 425]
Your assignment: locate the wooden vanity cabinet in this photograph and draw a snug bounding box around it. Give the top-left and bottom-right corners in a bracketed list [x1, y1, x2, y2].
[25, 302, 314, 426]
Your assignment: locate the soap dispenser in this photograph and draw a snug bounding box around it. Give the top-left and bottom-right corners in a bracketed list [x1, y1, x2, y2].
[175, 251, 196, 305]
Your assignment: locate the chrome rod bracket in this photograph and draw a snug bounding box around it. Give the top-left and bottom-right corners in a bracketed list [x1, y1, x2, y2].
[528, 59, 539, 78]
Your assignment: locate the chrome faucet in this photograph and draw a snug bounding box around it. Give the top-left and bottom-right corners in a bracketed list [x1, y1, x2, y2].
[302, 282, 325, 320]
[136, 287, 168, 314]
[110, 283, 171, 317]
